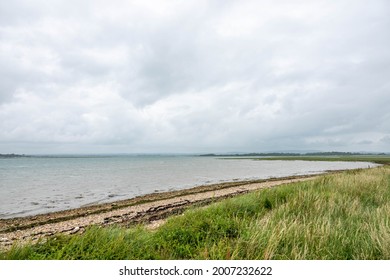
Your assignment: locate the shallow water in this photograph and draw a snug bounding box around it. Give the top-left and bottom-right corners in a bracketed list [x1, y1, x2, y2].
[0, 155, 377, 218]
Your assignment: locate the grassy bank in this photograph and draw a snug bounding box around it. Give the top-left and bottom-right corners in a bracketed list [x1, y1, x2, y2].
[2, 166, 390, 260]
[224, 155, 390, 165]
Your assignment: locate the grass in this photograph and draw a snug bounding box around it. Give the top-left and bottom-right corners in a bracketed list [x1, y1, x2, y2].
[249, 155, 390, 165]
[2, 166, 390, 260]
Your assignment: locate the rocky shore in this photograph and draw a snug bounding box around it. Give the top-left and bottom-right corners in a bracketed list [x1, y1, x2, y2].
[0, 174, 317, 250]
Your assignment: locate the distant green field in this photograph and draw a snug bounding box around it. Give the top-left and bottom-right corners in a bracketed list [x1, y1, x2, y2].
[2, 165, 390, 260]
[223, 155, 390, 165]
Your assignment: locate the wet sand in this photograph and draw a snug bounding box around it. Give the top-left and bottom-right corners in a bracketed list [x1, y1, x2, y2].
[0, 174, 319, 250]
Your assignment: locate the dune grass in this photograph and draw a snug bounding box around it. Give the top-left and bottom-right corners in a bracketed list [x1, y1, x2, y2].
[2, 166, 390, 260]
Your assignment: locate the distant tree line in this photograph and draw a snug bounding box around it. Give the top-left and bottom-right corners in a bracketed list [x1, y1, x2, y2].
[0, 153, 30, 158]
[199, 152, 388, 157]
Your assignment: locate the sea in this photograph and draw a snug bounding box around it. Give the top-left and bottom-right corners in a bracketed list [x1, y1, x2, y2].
[0, 155, 378, 219]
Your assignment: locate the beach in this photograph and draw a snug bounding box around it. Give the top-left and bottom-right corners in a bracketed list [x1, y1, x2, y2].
[0, 155, 376, 219]
[0, 174, 317, 250]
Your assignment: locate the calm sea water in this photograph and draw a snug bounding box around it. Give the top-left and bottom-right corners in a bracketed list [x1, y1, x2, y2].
[0, 155, 377, 219]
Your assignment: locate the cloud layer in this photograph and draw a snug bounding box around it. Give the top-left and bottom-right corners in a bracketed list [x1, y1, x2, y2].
[1, 0, 389, 154]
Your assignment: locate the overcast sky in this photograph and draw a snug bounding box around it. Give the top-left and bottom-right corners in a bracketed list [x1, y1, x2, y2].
[1, 0, 389, 154]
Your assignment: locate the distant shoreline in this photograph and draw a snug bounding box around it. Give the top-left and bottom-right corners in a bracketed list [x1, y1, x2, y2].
[200, 151, 389, 157]
[2, 151, 389, 158]
[0, 173, 325, 250]
[0, 154, 31, 158]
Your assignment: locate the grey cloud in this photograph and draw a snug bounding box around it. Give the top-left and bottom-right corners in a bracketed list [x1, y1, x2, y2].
[0, 0, 389, 154]
[381, 136, 390, 144]
[358, 140, 374, 145]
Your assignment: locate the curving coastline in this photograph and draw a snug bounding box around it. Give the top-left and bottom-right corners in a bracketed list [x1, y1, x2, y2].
[0, 174, 319, 250]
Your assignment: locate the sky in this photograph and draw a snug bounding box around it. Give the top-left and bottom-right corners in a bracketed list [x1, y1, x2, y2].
[0, 0, 389, 154]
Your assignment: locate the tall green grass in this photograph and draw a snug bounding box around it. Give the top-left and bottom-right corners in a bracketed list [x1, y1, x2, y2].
[2, 167, 390, 260]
